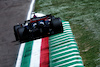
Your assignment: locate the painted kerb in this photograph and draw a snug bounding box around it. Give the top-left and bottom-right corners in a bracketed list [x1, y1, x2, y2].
[49, 20, 84, 67]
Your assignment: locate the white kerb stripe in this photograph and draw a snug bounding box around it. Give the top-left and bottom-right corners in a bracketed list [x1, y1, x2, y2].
[55, 59, 82, 67]
[52, 52, 79, 60]
[15, 43, 25, 67]
[62, 22, 69, 24]
[51, 45, 77, 52]
[64, 24, 70, 25]
[68, 64, 83, 67]
[54, 55, 81, 63]
[30, 39, 42, 67]
[51, 42, 76, 49]
[51, 48, 78, 56]
[51, 37, 71, 44]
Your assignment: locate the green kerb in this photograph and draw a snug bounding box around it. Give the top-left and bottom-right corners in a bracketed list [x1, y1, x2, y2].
[21, 41, 33, 67]
[49, 21, 84, 67]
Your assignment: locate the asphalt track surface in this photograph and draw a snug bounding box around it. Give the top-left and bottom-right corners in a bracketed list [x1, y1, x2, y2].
[0, 0, 31, 67]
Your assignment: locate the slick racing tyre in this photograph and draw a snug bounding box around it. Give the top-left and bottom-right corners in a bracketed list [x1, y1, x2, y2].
[14, 25, 21, 41]
[17, 27, 25, 42]
[51, 18, 63, 33]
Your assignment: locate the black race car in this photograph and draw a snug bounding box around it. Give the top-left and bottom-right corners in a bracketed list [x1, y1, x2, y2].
[14, 14, 63, 42]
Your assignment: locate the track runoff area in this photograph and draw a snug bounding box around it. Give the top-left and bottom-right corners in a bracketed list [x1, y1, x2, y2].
[15, 0, 84, 67]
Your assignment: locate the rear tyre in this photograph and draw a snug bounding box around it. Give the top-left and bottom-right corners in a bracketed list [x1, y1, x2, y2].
[17, 27, 25, 42]
[51, 18, 63, 33]
[14, 25, 21, 41]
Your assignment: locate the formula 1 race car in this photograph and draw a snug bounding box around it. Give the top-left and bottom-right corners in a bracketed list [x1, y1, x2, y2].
[14, 14, 63, 42]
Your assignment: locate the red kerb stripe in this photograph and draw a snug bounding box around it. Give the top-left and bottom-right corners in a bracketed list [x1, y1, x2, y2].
[40, 37, 49, 67]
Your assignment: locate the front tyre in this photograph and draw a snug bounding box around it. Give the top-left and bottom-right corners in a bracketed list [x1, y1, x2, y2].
[51, 18, 63, 33]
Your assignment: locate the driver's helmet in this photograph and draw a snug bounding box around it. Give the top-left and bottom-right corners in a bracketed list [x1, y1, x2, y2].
[38, 20, 44, 27]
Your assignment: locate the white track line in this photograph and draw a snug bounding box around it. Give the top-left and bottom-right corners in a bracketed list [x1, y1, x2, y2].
[27, 0, 36, 20]
[15, 0, 35, 67]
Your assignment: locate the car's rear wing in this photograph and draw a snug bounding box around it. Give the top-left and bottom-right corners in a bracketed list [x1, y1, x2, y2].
[25, 14, 52, 23]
